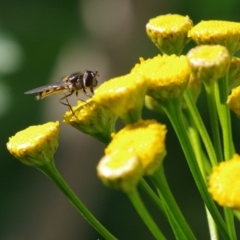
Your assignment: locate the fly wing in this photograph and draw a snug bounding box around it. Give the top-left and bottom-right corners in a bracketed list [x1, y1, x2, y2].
[25, 82, 70, 100]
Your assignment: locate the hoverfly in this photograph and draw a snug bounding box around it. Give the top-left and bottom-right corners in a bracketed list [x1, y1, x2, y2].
[25, 70, 98, 112]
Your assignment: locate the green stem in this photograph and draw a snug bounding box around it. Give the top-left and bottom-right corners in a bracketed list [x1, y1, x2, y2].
[182, 110, 218, 239]
[184, 90, 218, 167]
[185, 111, 218, 240]
[38, 160, 117, 240]
[182, 108, 211, 175]
[214, 76, 235, 159]
[127, 189, 166, 240]
[223, 208, 237, 240]
[205, 206, 219, 240]
[152, 167, 196, 240]
[204, 82, 223, 162]
[160, 98, 229, 240]
[139, 178, 166, 218]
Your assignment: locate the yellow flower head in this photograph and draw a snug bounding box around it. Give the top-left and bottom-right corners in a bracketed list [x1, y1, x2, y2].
[97, 150, 144, 193]
[63, 99, 117, 144]
[228, 57, 240, 91]
[227, 86, 240, 117]
[189, 20, 240, 54]
[131, 55, 191, 101]
[146, 14, 193, 55]
[208, 154, 240, 209]
[105, 120, 167, 175]
[187, 45, 230, 84]
[7, 122, 59, 167]
[93, 73, 146, 124]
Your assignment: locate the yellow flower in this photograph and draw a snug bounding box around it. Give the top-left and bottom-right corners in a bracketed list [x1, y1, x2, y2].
[97, 150, 144, 193]
[93, 73, 146, 124]
[208, 154, 240, 209]
[187, 45, 230, 84]
[228, 57, 240, 91]
[227, 86, 240, 117]
[146, 14, 193, 55]
[131, 54, 191, 101]
[7, 122, 59, 167]
[105, 120, 167, 175]
[63, 99, 117, 144]
[189, 20, 240, 54]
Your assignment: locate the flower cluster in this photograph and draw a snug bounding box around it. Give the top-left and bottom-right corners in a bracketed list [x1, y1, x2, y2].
[97, 120, 166, 192]
[7, 13, 240, 239]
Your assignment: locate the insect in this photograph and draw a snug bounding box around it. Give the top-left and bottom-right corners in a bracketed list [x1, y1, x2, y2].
[25, 70, 98, 112]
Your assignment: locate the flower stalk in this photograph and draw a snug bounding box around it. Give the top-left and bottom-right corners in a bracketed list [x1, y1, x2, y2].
[127, 189, 167, 240]
[159, 98, 229, 239]
[151, 167, 196, 240]
[38, 160, 118, 240]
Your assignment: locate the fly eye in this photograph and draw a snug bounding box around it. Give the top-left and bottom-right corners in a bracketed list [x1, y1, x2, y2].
[84, 71, 95, 87]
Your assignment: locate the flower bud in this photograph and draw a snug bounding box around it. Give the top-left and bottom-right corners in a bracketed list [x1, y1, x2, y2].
[93, 73, 146, 124]
[187, 45, 230, 84]
[105, 120, 167, 175]
[7, 122, 59, 167]
[146, 14, 193, 55]
[63, 99, 117, 144]
[189, 20, 240, 54]
[131, 55, 191, 101]
[97, 150, 144, 193]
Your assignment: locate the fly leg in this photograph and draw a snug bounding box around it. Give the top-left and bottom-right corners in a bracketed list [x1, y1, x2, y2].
[75, 91, 91, 106]
[59, 91, 75, 115]
[82, 86, 93, 98]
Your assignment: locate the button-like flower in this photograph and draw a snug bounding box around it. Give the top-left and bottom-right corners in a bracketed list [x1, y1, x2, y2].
[97, 150, 144, 193]
[189, 20, 240, 54]
[93, 73, 146, 124]
[63, 99, 117, 144]
[146, 14, 193, 55]
[208, 154, 240, 209]
[227, 86, 240, 117]
[187, 45, 230, 84]
[7, 122, 59, 167]
[131, 55, 191, 101]
[104, 120, 167, 175]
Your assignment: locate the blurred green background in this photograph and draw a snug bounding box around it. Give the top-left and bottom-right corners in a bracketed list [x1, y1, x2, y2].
[1, 0, 240, 239]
